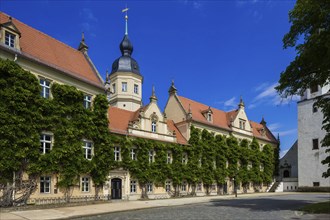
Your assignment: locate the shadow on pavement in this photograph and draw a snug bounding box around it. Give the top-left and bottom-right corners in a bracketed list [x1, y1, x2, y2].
[208, 197, 316, 212]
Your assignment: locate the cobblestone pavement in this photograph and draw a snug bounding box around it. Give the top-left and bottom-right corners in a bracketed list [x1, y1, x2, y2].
[76, 194, 330, 220]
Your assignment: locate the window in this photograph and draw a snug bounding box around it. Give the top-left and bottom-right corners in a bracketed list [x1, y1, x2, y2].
[149, 150, 154, 163]
[239, 119, 246, 130]
[5, 31, 15, 47]
[260, 164, 264, 172]
[181, 181, 187, 192]
[313, 106, 318, 113]
[122, 82, 127, 92]
[167, 151, 172, 164]
[134, 84, 139, 94]
[312, 139, 319, 150]
[147, 182, 153, 193]
[81, 177, 90, 192]
[83, 95, 92, 109]
[310, 84, 318, 93]
[114, 146, 121, 161]
[40, 79, 50, 98]
[130, 180, 137, 193]
[207, 113, 212, 122]
[40, 134, 52, 154]
[182, 152, 188, 165]
[313, 182, 320, 187]
[112, 83, 116, 93]
[40, 176, 51, 193]
[83, 141, 93, 160]
[151, 121, 157, 133]
[130, 148, 137, 161]
[165, 180, 171, 192]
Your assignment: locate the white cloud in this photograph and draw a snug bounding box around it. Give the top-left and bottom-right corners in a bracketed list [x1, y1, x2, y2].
[250, 82, 301, 108]
[274, 129, 297, 137]
[81, 8, 98, 22]
[267, 123, 281, 132]
[224, 97, 237, 108]
[80, 8, 98, 37]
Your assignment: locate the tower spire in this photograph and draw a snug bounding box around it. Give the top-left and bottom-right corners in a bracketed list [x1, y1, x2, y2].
[122, 7, 129, 35]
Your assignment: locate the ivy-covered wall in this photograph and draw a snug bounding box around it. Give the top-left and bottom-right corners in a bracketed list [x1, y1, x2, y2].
[0, 58, 277, 201]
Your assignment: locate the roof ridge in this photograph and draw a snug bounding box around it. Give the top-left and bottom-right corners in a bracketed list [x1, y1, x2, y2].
[178, 95, 227, 113]
[1, 12, 84, 57]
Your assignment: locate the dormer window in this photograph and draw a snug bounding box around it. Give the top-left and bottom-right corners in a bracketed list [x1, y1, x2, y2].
[5, 31, 15, 47]
[239, 119, 246, 130]
[207, 113, 212, 122]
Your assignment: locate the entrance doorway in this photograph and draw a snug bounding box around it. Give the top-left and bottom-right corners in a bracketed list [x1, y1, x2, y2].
[111, 178, 122, 199]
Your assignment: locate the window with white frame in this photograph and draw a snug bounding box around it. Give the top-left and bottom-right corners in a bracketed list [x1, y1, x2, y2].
[122, 82, 127, 92]
[167, 151, 172, 164]
[130, 180, 137, 193]
[151, 121, 157, 133]
[40, 79, 50, 98]
[149, 150, 154, 163]
[130, 148, 137, 161]
[5, 31, 15, 47]
[40, 176, 51, 193]
[81, 177, 89, 192]
[114, 146, 121, 161]
[83, 95, 92, 109]
[147, 182, 153, 193]
[165, 180, 171, 192]
[239, 119, 246, 130]
[181, 181, 187, 192]
[40, 134, 52, 154]
[83, 141, 93, 160]
[134, 84, 139, 94]
[182, 152, 188, 165]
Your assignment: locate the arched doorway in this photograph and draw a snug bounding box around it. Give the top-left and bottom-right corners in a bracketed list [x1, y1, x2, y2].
[283, 170, 290, 178]
[111, 178, 122, 199]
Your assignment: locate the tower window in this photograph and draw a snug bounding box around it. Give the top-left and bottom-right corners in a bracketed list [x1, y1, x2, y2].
[312, 139, 319, 150]
[122, 82, 127, 92]
[5, 31, 15, 48]
[134, 84, 139, 94]
[313, 106, 318, 113]
[112, 83, 116, 93]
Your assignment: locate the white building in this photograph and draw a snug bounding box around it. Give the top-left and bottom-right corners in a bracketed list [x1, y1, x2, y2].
[298, 84, 330, 187]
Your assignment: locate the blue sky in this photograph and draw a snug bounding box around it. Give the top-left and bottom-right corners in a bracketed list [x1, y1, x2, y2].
[2, 0, 298, 157]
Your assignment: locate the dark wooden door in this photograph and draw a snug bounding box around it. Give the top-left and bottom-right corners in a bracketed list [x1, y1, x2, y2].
[111, 178, 122, 199]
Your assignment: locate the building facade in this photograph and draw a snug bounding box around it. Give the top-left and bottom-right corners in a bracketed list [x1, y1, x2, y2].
[1, 12, 279, 204]
[298, 84, 330, 188]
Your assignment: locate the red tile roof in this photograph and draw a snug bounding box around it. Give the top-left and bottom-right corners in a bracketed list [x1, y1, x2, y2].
[108, 106, 188, 145]
[178, 96, 231, 131]
[177, 96, 277, 143]
[0, 12, 104, 89]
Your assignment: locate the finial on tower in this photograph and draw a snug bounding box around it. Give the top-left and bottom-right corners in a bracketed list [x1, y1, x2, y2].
[150, 85, 158, 102]
[122, 7, 129, 35]
[78, 32, 88, 53]
[238, 95, 245, 109]
[168, 80, 177, 95]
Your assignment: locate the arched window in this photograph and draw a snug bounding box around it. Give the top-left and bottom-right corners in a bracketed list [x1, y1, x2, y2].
[151, 121, 157, 133]
[283, 170, 290, 178]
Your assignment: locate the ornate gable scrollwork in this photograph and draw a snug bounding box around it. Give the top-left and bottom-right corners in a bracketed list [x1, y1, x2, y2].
[150, 112, 159, 122]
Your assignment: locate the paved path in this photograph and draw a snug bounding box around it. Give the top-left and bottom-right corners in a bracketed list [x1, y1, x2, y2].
[0, 192, 329, 220]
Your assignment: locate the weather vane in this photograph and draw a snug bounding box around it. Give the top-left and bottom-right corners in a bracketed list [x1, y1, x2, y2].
[122, 6, 129, 35]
